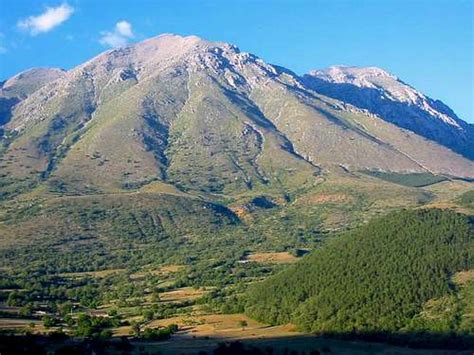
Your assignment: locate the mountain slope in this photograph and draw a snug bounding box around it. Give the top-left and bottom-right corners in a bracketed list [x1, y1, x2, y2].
[303, 66, 474, 160]
[1, 35, 318, 196]
[0, 67, 65, 127]
[0, 192, 241, 272]
[245, 209, 473, 339]
[0, 35, 473, 201]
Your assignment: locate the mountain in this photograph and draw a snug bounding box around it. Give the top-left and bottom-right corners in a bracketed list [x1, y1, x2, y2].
[0, 67, 65, 127]
[303, 66, 474, 160]
[0, 35, 473, 350]
[0, 67, 65, 99]
[1, 34, 473, 201]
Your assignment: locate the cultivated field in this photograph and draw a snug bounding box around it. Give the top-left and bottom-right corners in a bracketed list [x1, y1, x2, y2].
[244, 252, 298, 264]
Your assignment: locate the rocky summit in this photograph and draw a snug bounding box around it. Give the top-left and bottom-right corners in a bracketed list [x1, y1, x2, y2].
[303, 65, 474, 160]
[0, 34, 473, 200]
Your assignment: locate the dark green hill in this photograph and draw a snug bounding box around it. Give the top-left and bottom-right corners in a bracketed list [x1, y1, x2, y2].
[245, 209, 473, 336]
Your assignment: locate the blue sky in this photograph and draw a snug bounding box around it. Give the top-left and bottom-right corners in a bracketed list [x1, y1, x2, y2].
[0, 0, 472, 122]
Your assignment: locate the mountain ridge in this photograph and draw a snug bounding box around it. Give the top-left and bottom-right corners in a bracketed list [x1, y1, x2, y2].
[303, 65, 474, 159]
[0, 34, 473, 201]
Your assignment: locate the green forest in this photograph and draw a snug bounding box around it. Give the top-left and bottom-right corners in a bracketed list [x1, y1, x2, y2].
[245, 209, 474, 343]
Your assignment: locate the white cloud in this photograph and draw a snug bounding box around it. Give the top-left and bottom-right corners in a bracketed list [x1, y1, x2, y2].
[99, 21, 134, 48]
[116, 21, 133, 38]
[18, 3, 74, 36]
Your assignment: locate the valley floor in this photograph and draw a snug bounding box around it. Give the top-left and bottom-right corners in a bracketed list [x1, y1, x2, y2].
[1, 326, 472, 354]
[0, 176, 473, 354]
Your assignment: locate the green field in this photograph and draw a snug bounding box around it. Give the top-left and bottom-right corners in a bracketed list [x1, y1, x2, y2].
[361, 170, 448, 187]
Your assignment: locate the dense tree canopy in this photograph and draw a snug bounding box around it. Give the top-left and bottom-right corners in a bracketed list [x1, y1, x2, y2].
[245, 209, 473, 334]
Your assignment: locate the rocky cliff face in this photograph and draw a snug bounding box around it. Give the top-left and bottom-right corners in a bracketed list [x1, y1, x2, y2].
[1, 35, 473, 199]
[303, 66, 474, 160]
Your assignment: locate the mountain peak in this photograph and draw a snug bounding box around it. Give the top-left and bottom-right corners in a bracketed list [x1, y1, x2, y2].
[303, 65, 473, 158]
[308, 65, 397, 87]
[306, 65, 464, 128]
[1, 34, 473, 196]
[140, 33, 206, 46]
[132, 33, 238, 54]
[1, 67, 65, 98]
[75, 33, 246, 80]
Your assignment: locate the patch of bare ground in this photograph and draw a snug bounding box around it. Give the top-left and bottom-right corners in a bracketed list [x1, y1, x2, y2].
[422, 200, 473, 215]
[453, 269, 474, 285]
[146, 313, 298, 340]
[0, 318, 44, 332]
[159, 287, 209, 303]
[423, 181, 474, 214]
[244, 252, 298, 264]
[228, 205, 249, 219]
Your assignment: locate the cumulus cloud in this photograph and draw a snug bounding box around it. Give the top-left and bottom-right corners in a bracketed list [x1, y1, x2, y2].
[99, 21, 134, 48]
[18, 3, 74, 36]
[116, 21, 133, 38]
